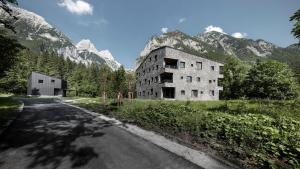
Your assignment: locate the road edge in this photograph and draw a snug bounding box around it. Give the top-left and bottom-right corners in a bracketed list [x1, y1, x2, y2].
[62, 102, 241, 169]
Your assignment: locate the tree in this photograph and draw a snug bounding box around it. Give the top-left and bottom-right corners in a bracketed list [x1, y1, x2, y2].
[113, 65, 126, 95]
[0, 33, 24, 78]
[220, 57, 249, 99]
[245, 60, 299, 100]
[290, 9, 300, 43]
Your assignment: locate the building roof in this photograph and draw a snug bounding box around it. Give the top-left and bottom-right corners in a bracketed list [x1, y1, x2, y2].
[136, 46, 223, 71]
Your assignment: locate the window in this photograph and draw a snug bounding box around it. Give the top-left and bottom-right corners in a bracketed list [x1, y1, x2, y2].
[210, 90, 215, 96]
[192, 90, 198, 97]
[197, 77, 201, 82]
[139, 81, 142, 86]
[186, 76, 192, 83]
[155, 92, 158, 97]
[181, 90, 185, 95]
[51, 79, 55, 83]
[149, 57, 152, 62]
[213, 80, 216, 83]
[148, 92, 150, 96]
[155, 76, 158, 83]
[144, 79, 147, 84]
[152, 66, 155, 70]
[209, 80, 212, 83]
[196, 62, 202, 70]
[151, 89, 153, 95]
[143, 91, 145, 96]
[211, 66, 215, 71]
[148, 80, 150, 85]
[149, 68, 151, 72]
[139, 92, 141, 96]
[156, 65, 159, 70]
[181, 76, 184, 79]
[151, 77, 153, 82]
[155, 55, 158, 61]
[180, 62, 185, 68]
[38, 80, 43, 83]
[191, 64, 194, 67]
[200, 91, 204, 94]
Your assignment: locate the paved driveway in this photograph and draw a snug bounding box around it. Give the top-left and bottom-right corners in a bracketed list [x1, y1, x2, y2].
[0, 98, 201, 169]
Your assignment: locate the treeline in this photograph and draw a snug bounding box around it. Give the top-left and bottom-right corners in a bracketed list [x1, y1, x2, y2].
[221, 56, 299, 100]
[0, 34, 135, 97]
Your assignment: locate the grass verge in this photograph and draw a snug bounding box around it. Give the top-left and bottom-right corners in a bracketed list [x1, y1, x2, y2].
[73, 98, 300, 169]
[0, 96, 21, 130]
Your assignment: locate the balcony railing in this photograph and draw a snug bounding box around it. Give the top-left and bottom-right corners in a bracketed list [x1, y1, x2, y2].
[165, 65, 178, 69]
[160, 79, 173, 83]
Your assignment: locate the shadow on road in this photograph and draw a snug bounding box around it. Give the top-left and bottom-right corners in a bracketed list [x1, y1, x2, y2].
[0, 98, 112, 169]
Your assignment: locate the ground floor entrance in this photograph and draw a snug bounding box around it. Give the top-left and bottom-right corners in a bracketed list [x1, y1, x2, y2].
[162, 87, 175, 99]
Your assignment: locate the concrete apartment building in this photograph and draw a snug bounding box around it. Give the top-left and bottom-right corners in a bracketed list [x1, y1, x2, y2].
[135, 46, 223, 100]
[27, 72, 67, 96]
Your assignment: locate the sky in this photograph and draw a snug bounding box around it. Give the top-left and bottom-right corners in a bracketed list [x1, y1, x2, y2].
[18, 0, 300, 69]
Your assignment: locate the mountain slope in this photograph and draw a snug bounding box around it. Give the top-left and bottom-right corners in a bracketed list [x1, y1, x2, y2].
[0, 2, 121, 70]
[138, 30, 300, 73]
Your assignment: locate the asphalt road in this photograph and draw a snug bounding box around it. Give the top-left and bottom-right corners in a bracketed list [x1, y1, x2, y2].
[0, 98, 202, 169]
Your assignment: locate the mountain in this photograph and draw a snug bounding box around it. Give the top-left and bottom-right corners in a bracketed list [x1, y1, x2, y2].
[137, 30, 300, 81]
[0, 2, 121, 70]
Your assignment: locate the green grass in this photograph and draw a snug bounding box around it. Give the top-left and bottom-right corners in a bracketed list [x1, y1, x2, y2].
[0, 96, 21, 128]
[74, 98, 300, 169]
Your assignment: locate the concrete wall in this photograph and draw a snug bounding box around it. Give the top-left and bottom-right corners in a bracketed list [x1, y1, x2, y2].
[27, 72, 63, 96]
[136, 46, 223, 101]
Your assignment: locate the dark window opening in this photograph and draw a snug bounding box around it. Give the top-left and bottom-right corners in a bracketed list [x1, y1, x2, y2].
[151, 89, 153, 95]
[181, 76, 184, 79]
[155, 76, 158, 83]
[191, 64, 194, 67]
[155, 92, 158, 97]
[209, 80, 212, 83]
[180, 62, 185, 68]
[162, 87, 175, 99]
[197, 77, 201, 82]
[186, 76, 192, 83]
[38, 80, 43, 83]
[156, 65, 159, 70]
[196, 62, 202, 70]
[192, 90, 198, 97]
[210, 90, 215, 96]
[200, 91, 204, 94]
[164, 58, 178, 69]
[160, 72, 173, 83]
[143, 91, 145, 96]
[155, 55, 158, 61]
[211, 66, 215, 71]
[51, 79, 55, 83]
[181, 90, 185, 95]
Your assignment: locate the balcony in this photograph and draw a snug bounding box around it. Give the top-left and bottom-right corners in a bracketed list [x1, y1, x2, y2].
[160, 72, 173, 83]
[164, 58, 178, 69]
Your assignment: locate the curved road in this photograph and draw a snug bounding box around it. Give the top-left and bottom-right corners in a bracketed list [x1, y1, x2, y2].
[0, 98, 201, 169]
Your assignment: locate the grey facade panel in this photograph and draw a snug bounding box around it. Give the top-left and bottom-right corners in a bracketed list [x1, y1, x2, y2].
[27, 72, 65, 96]
[136, 47, 223, 101]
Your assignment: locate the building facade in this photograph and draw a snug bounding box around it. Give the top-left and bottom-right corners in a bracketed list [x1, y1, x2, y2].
[135, 46, 223, 100]
[27, 72, 66, 96]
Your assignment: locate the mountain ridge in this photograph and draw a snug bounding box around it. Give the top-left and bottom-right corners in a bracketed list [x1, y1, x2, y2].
[0, 2, 121, 70]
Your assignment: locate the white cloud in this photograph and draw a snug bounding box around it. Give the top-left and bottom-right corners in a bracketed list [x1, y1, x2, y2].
[77, 19, 108, 26]
[231, 32, 247, 38]
[178, 17, 186, 24]
[58, 0, 93, 15]
[161, 27, 168, 33]
[204, 25, 227, 34]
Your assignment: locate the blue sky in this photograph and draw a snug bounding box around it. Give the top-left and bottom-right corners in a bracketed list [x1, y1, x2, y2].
[19, 0, 300, 69]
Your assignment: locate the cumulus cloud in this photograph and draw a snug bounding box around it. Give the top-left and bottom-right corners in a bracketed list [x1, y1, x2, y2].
[231, 32, 247, 38]
[178, 18, 186, 24]
[204, 25, 227, 34]
[161, 27, 168, 33]
[58, 0, 93, 15]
